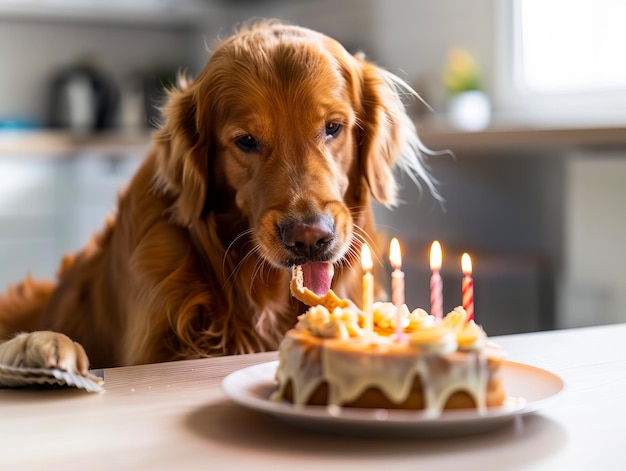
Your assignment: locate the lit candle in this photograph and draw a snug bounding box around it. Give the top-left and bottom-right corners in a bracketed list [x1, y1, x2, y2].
[430, 240, 443, 320]
[461, 253, 474, 321]
[389, 238, 405, 337]
[361, 243, 374, 333]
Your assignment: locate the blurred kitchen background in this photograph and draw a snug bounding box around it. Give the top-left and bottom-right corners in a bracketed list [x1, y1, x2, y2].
[1, 0, 625, 335]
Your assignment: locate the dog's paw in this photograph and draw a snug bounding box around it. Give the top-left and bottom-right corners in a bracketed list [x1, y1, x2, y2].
[0, 331, 89, 376]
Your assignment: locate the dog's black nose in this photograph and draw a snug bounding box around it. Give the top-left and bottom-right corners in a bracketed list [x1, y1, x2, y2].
[280, 215, 334, 259]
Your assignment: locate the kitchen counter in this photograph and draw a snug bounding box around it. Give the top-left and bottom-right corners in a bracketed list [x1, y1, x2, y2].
[0, 129, 152, 157]
[4, 121, 626, 157]
[416, 120, 626, 153]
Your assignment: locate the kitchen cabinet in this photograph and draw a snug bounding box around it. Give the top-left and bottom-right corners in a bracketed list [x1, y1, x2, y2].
[0, 133, 147, 289]
[0, 0, 214, 27]
[0, 157, 59, 288]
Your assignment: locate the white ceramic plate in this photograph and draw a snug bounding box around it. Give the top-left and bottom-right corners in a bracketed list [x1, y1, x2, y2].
[221, 360, 564, 437]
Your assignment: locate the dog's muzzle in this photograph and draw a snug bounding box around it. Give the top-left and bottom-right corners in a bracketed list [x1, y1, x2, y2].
[279, 214, 335, 263]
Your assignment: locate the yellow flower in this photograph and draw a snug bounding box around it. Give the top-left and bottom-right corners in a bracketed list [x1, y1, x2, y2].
[442, 48, 482, 94]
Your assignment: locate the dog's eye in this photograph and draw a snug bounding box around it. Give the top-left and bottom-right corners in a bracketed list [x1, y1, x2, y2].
[235, 135, 260, 153]
[324, 122, 342, 139]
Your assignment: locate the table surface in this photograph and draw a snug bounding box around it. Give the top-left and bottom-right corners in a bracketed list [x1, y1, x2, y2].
[1, 323, 624, 471]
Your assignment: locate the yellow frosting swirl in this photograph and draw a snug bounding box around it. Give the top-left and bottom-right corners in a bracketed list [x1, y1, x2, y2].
[372, 302, 437, 332]
[295, 305, 362, 339]
[372, 302, 405, 330]
[442, 306, 486, 350]
[407, 307, 437, 331]
[442, 306, 470, 329]
[295, 302, 487, 350]
[456, 320, 487, 350]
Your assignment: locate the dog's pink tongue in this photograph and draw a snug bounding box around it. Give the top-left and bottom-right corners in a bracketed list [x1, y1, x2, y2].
[301, 262, 334, 296]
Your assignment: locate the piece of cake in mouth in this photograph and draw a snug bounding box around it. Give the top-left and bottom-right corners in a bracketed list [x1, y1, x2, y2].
[272, 267, 506, 417]
[290, 263, 352, 311]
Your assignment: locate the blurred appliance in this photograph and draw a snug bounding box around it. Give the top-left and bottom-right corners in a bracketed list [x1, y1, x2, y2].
[140, 66, 178, 128]
[47, 63, 119, 133]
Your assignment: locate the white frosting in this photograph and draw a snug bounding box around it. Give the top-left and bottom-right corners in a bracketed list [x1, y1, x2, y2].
[274, 304, 502, 416]
[408, 307, 437, 329]
[372, 302, 437, 332]
[373, 302, 408, 330]
[295, 305, 362, 339]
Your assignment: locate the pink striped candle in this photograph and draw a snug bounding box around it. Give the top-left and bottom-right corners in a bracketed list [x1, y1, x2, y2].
[389, 238, 405, 338]
[461, 253, 474, 321]
[429, 241, 443, 320]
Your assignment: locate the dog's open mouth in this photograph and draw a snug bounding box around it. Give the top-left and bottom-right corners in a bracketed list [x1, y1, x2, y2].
[290, 262, 349, 311]
[298, 261, 334, 296]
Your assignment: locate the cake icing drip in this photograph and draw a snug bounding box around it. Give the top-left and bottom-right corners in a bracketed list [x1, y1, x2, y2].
[274, 305, 502, 416]
[271, 333, 326, 405]
[322, 339, 420, 406]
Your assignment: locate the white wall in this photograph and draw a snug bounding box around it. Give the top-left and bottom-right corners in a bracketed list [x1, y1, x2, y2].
[0, 19, 199, 125]
[0, 1, 375, 126]
[369, 0, 494, 112]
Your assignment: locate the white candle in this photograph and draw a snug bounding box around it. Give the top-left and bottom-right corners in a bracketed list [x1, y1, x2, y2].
[461, 253, 474, 321]
[361, 244, 374, 333]
[389, 238, 405, 338]
[430, 240, 443, 320]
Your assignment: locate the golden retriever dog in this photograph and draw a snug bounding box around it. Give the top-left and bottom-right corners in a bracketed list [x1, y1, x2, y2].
[0, 20, 438, 377]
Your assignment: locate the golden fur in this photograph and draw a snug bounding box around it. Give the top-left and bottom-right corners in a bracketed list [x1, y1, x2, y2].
[0, 21, 436, 372]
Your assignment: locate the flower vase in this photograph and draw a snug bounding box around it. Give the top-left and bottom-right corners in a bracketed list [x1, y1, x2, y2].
[448, 90, 491, 131]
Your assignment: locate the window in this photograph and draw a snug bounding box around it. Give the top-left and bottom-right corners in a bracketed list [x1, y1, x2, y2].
[497, 0, 626, 123]
[517, 0, 626, 94]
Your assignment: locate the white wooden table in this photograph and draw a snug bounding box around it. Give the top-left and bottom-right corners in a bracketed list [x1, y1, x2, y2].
[1, 324, 624, 470]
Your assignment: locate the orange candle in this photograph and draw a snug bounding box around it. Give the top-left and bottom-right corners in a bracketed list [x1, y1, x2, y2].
[430, 241, 443, 320]
[389, 238, 405, 337]
[361, 243, 374, 332]
[461, 253, 474, 321]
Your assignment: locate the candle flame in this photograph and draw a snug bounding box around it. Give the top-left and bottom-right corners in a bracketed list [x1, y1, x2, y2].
[361, 243, 373, 271]
[389, 238, 402, 269]
[461, 252, 472, 275]
[430, 240, 442, 271]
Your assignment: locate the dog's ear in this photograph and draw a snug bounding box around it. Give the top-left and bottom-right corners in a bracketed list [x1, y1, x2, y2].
[154, 84, 210, 227]
[355, 56, 437, 207]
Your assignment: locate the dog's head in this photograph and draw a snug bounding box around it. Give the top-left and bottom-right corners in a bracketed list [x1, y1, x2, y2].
[154, 21, 436, 294]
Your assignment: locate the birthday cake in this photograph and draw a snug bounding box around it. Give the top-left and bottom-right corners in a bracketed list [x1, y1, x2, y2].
[271, 264, 506, 416]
